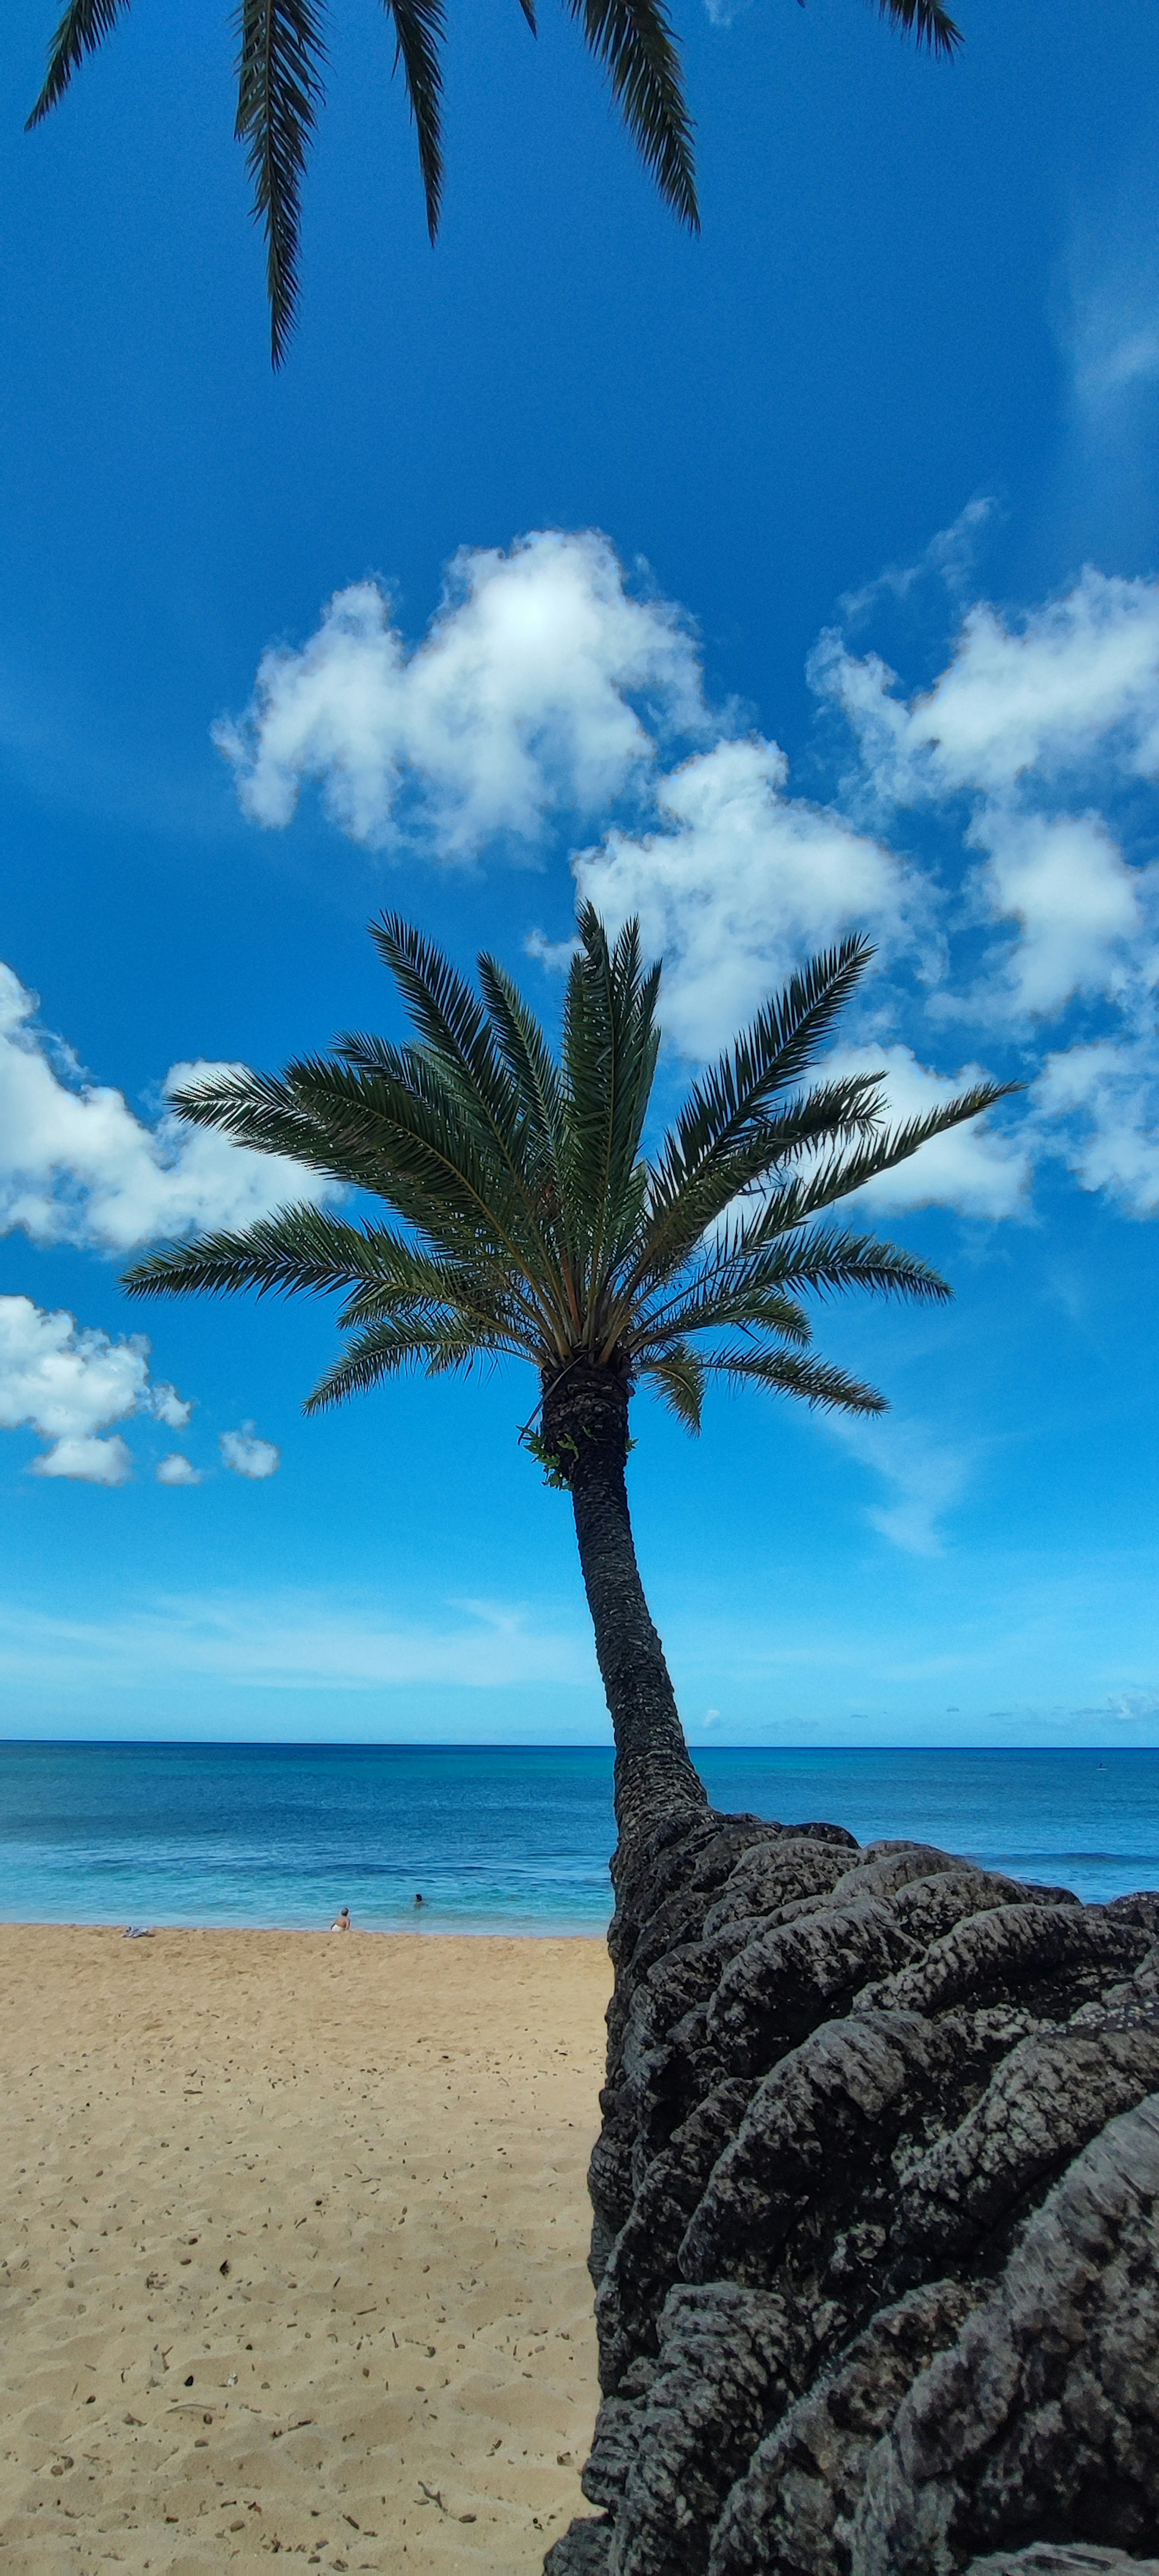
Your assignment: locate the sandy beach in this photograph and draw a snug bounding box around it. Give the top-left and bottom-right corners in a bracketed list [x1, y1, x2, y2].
[0, 1925, 612, 2574]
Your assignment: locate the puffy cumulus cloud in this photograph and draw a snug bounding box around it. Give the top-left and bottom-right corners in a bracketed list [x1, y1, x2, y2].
[0, 963, 334, 1253]
[152, 1382, 193, 1430]
[817, 569, 1159, 804]
[220, 1423, 280, 1480]
[572, 737, 916, 1055]
[157, 1452, 203, 1486]
[31, 1433, 134, 1487]
[1032, 1033, 1159, 1215]
[216, 531, 709, 859]
[0, 1294, 192, 1483]
[961, 808, 1146, 1022]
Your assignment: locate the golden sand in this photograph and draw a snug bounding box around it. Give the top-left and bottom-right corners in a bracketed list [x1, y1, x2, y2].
[0, 1925, 612, 2574]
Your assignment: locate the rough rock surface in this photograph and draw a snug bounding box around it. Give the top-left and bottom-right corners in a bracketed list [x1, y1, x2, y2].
[545, 1812, 1159, 2576]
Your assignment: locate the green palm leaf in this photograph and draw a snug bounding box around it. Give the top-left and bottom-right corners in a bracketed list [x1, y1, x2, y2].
[381, 0, 444, 242]
[641, 1341, 705, 1431]
[25, 0, 962, 358]
[879, 0, 961, 56]
[701, 1346, 887, 1415]
[304, 1313, 514, 1409]
[565, 0, 698, 229]
[25, 0, 131, 125]
[234, 0, 328, 368]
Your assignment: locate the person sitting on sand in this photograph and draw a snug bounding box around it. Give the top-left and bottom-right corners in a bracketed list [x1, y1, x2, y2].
[330, 1905, 351, 1932]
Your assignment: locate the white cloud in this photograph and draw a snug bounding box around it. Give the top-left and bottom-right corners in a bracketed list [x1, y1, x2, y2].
[960, 808, 1145, 1022]
[0, 1293, 197, 1484]
[157, 1453, 203, 1487]
[220, 1422, 280, 1480]
[30, 1432, 135, 1487]
[0, 962, 334, 1253]
[216, 531, 709, 858]
[1032, 1032, 1159, 1215]
[0, 1298, 203, 1484]
[817, 569, 1159, 803]
[152, 1383, 193, 1430]
[572, 736, 916, 1055]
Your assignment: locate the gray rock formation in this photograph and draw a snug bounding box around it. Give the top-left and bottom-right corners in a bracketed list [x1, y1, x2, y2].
[545, 1811, 1159, 2576]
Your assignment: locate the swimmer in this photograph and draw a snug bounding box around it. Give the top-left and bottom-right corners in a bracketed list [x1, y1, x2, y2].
[414, 1892, 425, 1908]
[330, 1905, 351, 1932]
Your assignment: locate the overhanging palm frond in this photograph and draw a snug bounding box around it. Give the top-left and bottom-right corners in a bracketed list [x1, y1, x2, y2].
[566, 0, 697, 229]
[25, 0, 131, 125]
[235, 0, 328, 366]
[380, 0, 444, 242]
[878, 0, 961, 56]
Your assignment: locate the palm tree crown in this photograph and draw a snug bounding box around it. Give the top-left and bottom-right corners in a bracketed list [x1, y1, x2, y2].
[124, 906, 1007, 1442]
[26, 0, 962, 365]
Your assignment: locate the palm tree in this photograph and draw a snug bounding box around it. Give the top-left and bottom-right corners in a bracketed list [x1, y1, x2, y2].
[25, 0, 961, 365]
[123, 908, 1009, 1848]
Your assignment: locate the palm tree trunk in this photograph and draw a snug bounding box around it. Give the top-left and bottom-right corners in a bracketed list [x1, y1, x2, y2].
[542, 1358, 707, 1847]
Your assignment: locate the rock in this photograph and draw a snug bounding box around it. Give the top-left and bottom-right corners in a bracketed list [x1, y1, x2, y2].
[544, 2517, 614, 2573]
[963, 2554, 1159, 2574]
[548, 1810, 1159, 2576]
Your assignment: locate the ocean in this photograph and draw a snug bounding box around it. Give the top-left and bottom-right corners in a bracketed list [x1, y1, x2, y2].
[1, 1742, 1158, 1932]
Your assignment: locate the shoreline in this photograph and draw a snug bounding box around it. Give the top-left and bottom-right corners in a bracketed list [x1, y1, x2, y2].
[0, 1925, 612, 2572]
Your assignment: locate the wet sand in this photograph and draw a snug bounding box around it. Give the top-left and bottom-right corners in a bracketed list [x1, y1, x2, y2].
[0, 1925, 612, 2573]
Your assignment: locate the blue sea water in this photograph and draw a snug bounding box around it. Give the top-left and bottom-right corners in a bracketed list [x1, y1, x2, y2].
[1, 1743, 1158, 1932]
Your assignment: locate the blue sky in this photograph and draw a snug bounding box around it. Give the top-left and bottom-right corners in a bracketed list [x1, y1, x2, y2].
[2, 0, 1159, 1746]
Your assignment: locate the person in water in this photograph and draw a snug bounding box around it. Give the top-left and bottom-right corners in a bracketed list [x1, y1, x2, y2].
[414, 1893, 425, 1908]
[330, 1905, 351, 1932]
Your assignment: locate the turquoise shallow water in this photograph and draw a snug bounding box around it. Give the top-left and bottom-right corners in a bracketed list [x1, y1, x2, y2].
[2, 1743, 1158, 1931]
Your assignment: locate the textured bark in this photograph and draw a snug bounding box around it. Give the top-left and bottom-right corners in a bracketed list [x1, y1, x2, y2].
[541, 1357, 706, 1847]
[545, 1814, 1159, 2576]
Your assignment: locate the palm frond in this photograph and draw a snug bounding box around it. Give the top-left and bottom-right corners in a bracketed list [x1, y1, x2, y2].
[168, 1054, 562, 1320]
[788, 1079, 1019, 1219]
[380, 0, 444, 241]
[640, 1341, 705, 1432]
[122, 1205, 406, 1301]
[633, 938, 876, 1294]
[235, 0, 327, 368]
[878, 0, 961, 56]
[656, 1215, 953, 1310]
[563, 907, 662, 1326]
[476, 951, 567, 1173]
[566, 0, 698, 229]
[701, 1346, 887, 1416]
[119, 1211, 522, 1360]
[631, 1280, 812, 1352]
[26, 0, 131, 126]
[304, 1314, 513, 1411]
[366, 911, 572, 1291]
